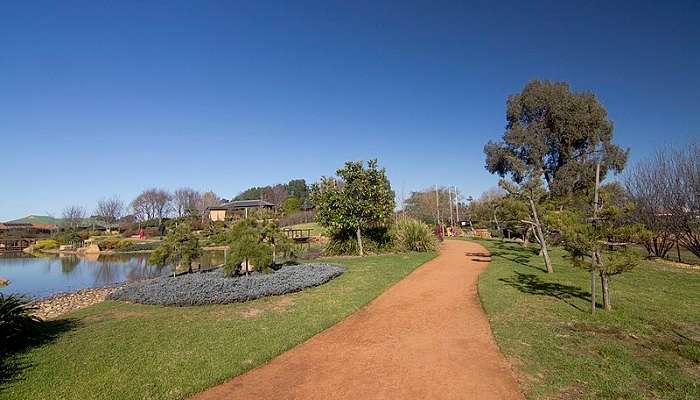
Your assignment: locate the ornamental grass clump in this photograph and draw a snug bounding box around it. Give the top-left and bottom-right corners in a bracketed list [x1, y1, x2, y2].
[390, 218, 437, 252]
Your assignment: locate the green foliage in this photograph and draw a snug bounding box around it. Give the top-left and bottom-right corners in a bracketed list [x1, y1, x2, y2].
[53, 230, 82, 245]
[555, 207, 643, 276]
[0, 294, 41, 350]
[222, 220, 290, 276]
[390, 218, 437, 252]
[311, 159, 395, 255]
[148, 222, 201, 270]
[484, 79, 628, 200]
[287, 179, 309, 203]
[33, 239, 58, 250]
[281, 196, 301, 215]
[95, 238, 131, 251]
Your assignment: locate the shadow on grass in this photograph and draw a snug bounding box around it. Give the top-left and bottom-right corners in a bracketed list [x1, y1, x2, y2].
[0, 318, 79, 390]
[499, 272, 592, 312]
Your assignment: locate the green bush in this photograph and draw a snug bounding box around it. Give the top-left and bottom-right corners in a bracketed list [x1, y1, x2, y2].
[324, 226, 391, 256]
[0, 294, 41, 350]
[95, 238, 133, 251]
[33, 239, 58, 250]
[53, 230, 82, 245]
[389, 218, 437, 252]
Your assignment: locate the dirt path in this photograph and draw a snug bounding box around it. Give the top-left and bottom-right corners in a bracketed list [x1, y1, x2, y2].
[191, 240, 523, 400]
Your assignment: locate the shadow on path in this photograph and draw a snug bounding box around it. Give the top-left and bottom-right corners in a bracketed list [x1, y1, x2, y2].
[0, 318, 78, 390]
[499, 272, 592, 312]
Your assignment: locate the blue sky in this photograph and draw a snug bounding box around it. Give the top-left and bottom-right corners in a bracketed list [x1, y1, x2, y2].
[1, 1, 698, 221]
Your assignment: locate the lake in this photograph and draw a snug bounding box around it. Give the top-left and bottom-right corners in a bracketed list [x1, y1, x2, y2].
[0, 251, 225, 299]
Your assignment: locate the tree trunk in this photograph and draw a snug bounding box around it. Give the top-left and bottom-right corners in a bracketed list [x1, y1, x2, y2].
[676, 239, 682, 263]
[272, 243, 277, 266]
[591, 159, 601, 313]
[600, 271, 611, 310]
[523, 226, 531, 248]
[529, 197, 553, 273]
[356, 226, 364, 257]
[590, 250, 600, 314]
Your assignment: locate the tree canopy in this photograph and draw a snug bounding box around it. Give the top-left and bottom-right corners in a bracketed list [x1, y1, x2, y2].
[485, 80, 628, 200]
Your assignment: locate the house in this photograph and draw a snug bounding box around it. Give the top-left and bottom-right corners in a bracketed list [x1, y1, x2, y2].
[208, 200, 276, 221]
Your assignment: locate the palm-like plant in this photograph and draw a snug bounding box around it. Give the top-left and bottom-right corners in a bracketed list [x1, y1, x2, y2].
[0, 294, 41, 350]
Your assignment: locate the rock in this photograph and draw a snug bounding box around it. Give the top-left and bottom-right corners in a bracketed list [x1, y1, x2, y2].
[31, 285, 125, 320]
[59, 244, 74, 251]
[77, 244, 100, 255]
[0, 277, 9, 287]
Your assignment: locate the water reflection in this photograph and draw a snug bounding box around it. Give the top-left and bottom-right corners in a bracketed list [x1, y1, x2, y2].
[0, 251, 224, 299]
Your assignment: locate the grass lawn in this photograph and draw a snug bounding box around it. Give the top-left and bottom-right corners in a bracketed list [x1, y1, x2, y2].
[0, 252, 435, 400]
[468, 238, 700, 400]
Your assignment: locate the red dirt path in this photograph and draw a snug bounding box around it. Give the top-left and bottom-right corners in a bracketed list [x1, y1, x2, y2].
[191, 240, 523, 400]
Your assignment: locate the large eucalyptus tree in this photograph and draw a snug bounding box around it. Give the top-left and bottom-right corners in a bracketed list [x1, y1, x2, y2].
[485, 80, 628, 273]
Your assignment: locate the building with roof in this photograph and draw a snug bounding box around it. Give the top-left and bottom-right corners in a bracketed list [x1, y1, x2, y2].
[207, 200, 276, 221]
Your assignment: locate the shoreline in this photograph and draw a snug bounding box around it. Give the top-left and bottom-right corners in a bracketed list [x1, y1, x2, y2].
[30, 283, 127, 320]
[26, 245, 226, 256]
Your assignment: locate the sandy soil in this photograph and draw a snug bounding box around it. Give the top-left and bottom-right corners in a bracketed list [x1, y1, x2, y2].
[191, 240, 523, 400]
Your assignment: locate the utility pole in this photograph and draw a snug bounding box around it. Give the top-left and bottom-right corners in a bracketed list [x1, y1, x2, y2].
[435, 184, 441, 225]
[448, 186, 454, 226]
[454, 186, 460, 223]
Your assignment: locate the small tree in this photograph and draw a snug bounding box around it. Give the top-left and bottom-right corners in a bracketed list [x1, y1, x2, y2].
[281, 197, 301, 215]
[223, 219, 273, 276]
[149, 222, 201, 272]
[311, 159, 395, 256]
[557, 198, 642, 311]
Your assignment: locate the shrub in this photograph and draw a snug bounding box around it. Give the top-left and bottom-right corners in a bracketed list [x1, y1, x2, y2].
[119, 241, 160, 252]
[95, 238, 126, 250]
[390, 218, 437, 252]
[108, 263, 345, 306]
[53, 230, 82, 245]
[33, 239, 58, 250]
[0, 294, 41, 350]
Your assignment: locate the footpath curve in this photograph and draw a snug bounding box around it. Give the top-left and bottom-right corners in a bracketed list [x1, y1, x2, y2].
[192, 240, 523, 400]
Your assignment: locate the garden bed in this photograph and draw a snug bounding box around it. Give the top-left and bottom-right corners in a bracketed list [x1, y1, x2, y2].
[108, 263, 345, 306]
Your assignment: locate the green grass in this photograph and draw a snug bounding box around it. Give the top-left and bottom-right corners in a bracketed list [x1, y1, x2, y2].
[283, 222, 326, 237]
[0, 252, 435, 400]
[468, 238, 700, 400]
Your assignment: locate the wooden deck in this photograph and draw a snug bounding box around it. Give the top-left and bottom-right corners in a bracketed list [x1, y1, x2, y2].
[0, 238, 36, 253]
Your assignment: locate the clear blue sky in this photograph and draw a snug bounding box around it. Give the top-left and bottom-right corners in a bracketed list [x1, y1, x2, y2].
[1, 1, 698, 221]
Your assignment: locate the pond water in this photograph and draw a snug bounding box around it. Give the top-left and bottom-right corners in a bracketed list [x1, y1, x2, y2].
[0, 251, 224, 299]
